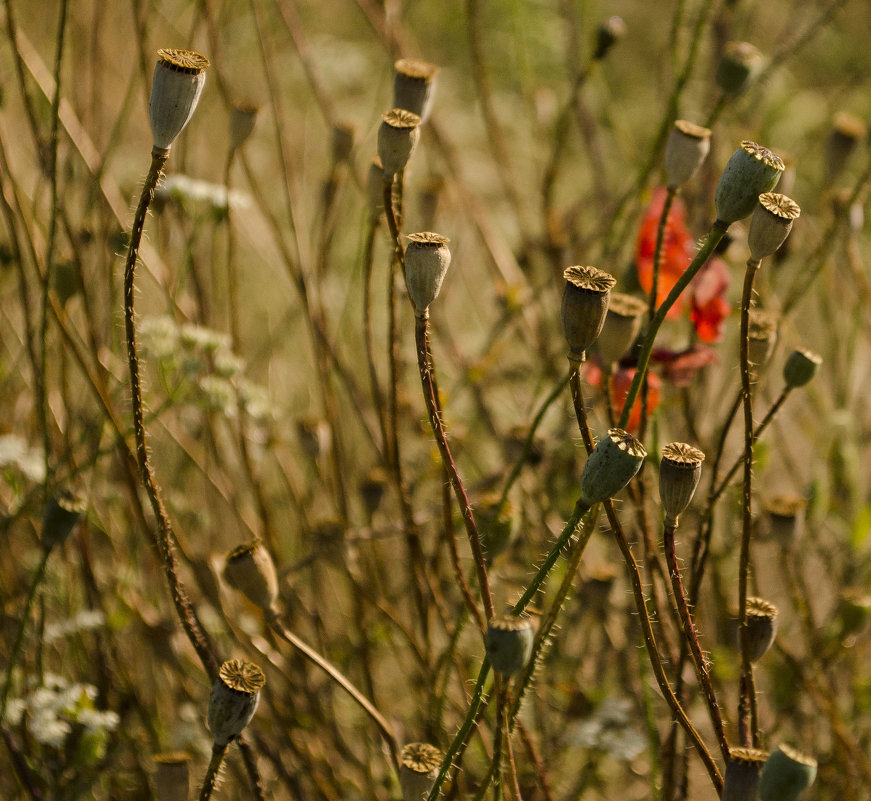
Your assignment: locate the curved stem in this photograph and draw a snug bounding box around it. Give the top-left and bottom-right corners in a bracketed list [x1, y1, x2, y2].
[737, 258, 761, 746]
[415, 314, 494, 622]
[664, 523, 730, 761]
[618, 222, 728, 430]
[267, 611, 400, 774]
[123, 148, 220, 681]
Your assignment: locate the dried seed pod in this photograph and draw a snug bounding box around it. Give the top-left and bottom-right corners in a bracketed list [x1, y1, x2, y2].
[783, 348, 821, 389]
[223, 540, 279, 614]
[716, 41, 763, 95]
[825, 111, 866, 182]
[477, 493, 516, 563]
[331, 122, 355, 164]
[561, 266, 616, 363]
[665, 120, 712, 189]
[149, 49, 210, 152]
[153, 752, 191, 801]
[404, 232, 451, 315]
[393, 59, 439, 123]
[378, 109, 421, 177]
[399, 742, 444, 801]
[715, 141, 784, 225]
[723, 747, 769, 801]
[744, 597, 779, 662]
[228, 101, 259, 152]
[836, 589, 871, 640]
[758, 745, 817, 801]
[579, 428, 646, 507]
[42, 491, 85, 549]
[593, 16, 626, 60]
[596, 292, 648, 367]
[748, 193, 800, 260]
[359, 467, 388, 519]
[485, 616, 535, 676]
[659, 442, 705, 527]
[762, 494, 806, 545]
[207, 660, 265, 746]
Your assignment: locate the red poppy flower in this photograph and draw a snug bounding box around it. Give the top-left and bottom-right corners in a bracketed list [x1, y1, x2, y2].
[611, 366, 660, 433]
[690, 257, 731, 343]
[636, 189, 695, 318]
[653, 344, 718, 387]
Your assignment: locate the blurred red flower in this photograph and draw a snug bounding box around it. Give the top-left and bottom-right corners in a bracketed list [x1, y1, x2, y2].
[636, 189, 695, 318]
[610, 366, 661, 433]
[653, 344, 719, 387]
[690, 257, 731, 343]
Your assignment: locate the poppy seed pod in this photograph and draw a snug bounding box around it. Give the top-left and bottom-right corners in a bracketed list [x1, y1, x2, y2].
[561, 265, 616, 363]
[477, 493, 516, 563]
[485, 616, 536, 677]
[367, 158, 385, 219]
[579, 428, 646, 507]
[207, 660, 265, 746]
[404, 232, 451, 316]
[748, 309, 778, 375]
[42, 491, 85, 549]
[153, 752, 191, 801]
[837, 589, 871, 640]
[715, 141, 784, 225]
[659, 442, 704, 527]
[763, 495, 806, 545]
[783, 348, 821, 389]
[758, 745, 817, 801]
[149, 49, 209, 153]
[665, 120, 712, 189]
[223, 539, 279, 614]
[716, 41, 763, 95]
[593, 16, 626, 60]
[378, 109, 421, 177]
[748, 193, 801, 261]
[723, 748, 768, 801]
[744, 597, 779, 662]
[825, 112, 866, 181]
[596, 293, 648, 367]
[393, 59, 439, 123]
[228, 101, 259, 152]
[399, 742, 444, 801]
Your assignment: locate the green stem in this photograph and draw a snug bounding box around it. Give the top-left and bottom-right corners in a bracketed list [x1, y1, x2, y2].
[0, 548, 51, 722]
[618, 222, 729, 430]
[737, 258, 761, 746]
[198, 743, 229, 801]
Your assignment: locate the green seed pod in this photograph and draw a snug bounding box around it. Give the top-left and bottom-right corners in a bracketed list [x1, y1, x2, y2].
[715, 141, 784, 225]
[593, 16, 626, 60]
[837, 589, 871, 640]
[223, 540, 279, 614]
[748, 193, 801, 261]
[42, 491, 85, 549]
[378, 109, 421, 177]
[659, 442, 705, 527]
[716, 41, 763, 95]
[404, 232, 451, 316]
[485, 616, 535, 677]
[762, 494, 806, 546]
[561, 266, 617, 363]
[825, 111, 866, 182]
[207, 660, 265, 746]
[744, 597, 779, 662]
[723, 748, 769, 801]
[393, 59, 439, 123]
[783, 348, 821, 389]
[579, 428, 646, 507]
[153, 752, 191, 801]
[149, 49, 210, 153]
[228, 101, 259, 152]
[758, 744, 817, 801]
[665, 120, 712, 189]
[596, 292, 648, 367]
[399, 742, 444, 801]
